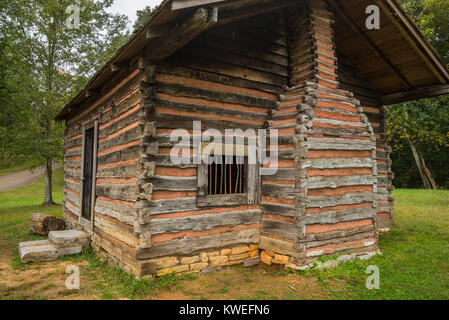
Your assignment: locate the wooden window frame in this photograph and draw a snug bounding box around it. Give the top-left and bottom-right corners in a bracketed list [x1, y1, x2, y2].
[197, 143, 260, 208]
[79, 121, 98, 231]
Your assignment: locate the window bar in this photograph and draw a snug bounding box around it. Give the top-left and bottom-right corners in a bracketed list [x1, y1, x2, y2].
[235, 162, 240, 194]
[214, 161, 218, 195]
[209, 162, 212, 195]
[224, 159, 227, 195]
[229, 162, 232, 194]
[239, 163, 243, 193]
[220, 157, 223, 194]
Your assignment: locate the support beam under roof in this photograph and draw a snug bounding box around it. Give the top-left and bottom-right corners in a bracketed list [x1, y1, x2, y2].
[383, 84, 449, 105]
[171, 0, 227, 11]
[145, 7, 218, 61]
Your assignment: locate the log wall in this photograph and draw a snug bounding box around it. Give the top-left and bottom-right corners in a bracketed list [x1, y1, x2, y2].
[63, 67, 148, 274]
[133, 12, 290, 271]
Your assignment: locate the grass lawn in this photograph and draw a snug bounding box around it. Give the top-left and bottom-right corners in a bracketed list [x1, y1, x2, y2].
[0, 170, 448, 300]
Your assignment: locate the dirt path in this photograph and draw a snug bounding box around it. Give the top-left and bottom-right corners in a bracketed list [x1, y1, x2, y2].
[0, 164, 61, 192]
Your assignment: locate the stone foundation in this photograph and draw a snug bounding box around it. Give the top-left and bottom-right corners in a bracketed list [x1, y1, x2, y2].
[91, 242, 260, 277]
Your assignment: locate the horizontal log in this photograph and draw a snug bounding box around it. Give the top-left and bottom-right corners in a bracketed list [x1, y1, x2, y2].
[151, 176, 197, 191]
[302, 207, 376, 225]
[146, 209, 261, 234]
[197, 194, 248, 207]
[261, 203, 298, 217]
[97, 163, 141, 178]
[302, 228, 375, 248]
[157, 64, 283, 94]
[307, 175, 376, 189]
[155, 98, 268, 121]
[96, 184, 139, 202]
[157, 81, 276, 109]
[305, 192, 375, 208]
[259, 235, 297, 257]
[149, 197, 198, 215]
[94, 214, 139, 248]
[136, 228, 260, 259]
[95, 199, 137, 226]
[300, 157, 374, 169]
[98, 145, 140, 165]
[261, 219, 297, 240]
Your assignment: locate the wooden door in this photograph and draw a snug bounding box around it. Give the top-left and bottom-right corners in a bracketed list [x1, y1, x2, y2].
[81, 127, 95, 220]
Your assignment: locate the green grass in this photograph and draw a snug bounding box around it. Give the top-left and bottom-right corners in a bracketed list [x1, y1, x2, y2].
[0, 169, 65, 250]
[309, 189, 449, 300]
[0, 170, 448, 299]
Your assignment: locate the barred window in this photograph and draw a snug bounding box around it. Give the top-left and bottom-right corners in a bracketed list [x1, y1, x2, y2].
[208, 156, 246, 195]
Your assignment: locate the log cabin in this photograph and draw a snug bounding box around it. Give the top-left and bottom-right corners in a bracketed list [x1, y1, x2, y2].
[55, 0, 449, 276]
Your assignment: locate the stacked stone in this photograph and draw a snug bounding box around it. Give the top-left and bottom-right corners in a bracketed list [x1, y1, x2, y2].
[19, 230, 90, 263]
[147, 244, 259, 277]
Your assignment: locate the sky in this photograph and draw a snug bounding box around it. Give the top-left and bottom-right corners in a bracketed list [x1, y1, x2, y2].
[107, 0, 163, 30]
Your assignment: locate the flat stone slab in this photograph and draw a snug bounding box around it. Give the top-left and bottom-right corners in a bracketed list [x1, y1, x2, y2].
[19, 240, 59, 263]
[19, 239, 84, 263]
[243, 258, 260, 267]
[19, 239, 50, 250]
[48, 230, 90, 248]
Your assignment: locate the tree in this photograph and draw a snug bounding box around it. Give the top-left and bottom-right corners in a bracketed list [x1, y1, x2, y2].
[386, 98, 449, 189]
[386, 0, 449, 189]
[0, 0, 130, 205]
[133, 6, 155, 31]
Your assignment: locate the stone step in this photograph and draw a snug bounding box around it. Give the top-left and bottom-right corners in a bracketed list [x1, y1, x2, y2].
[19, 239, 83, 263]
[48, 230, 90, 248]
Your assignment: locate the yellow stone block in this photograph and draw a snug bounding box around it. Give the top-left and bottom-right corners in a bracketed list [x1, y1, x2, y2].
[220, 248, 232, 256]
[228, 252, 250, 261]
[207, 251, 219, 257]
[150, 256, 179, 269]
[200, 252, 208, 262]
[180, 256, 200, 265]
[260, 251, 273, 265]
[249, 244, 258, 251]
[249, 250, 259, 257]
[156, 264, 189, 277]
[190, 262, 209, 271]
[231, 245, 249, 255]
[209, 255, 228, 266]
[264, 251, 274, 257]
[273, 253, 289, 265]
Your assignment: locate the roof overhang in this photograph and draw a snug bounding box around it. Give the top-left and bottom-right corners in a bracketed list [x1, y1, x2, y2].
[56, 0, 449, 120]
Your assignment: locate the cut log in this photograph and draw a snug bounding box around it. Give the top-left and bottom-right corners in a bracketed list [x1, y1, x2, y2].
[29, 213, 66, 236]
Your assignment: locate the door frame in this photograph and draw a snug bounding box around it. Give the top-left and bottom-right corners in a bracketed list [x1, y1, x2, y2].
[79, 121, 98, 231]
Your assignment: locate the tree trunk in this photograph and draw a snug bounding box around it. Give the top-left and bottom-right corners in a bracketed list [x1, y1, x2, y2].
[416, 147, 439, 189]
[43, 158, 56, 206]
[409, 140, 438, 190]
